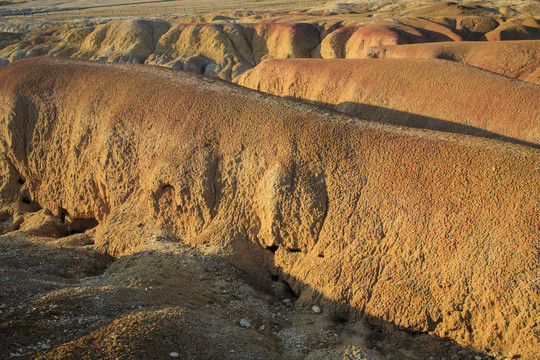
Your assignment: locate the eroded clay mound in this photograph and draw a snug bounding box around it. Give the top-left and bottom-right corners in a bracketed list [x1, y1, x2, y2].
[235, 58, 540, 146]
[313, 22, 430, 59]
[364, 40, 540, 84]
[0, 58, 538, 358]
[2, 13, 538, 82]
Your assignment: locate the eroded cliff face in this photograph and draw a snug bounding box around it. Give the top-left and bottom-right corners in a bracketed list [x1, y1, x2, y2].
[0, 58, 538, 358]
[235, 58, 540, 146]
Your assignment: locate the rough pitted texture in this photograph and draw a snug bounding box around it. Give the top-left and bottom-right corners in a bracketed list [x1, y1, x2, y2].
[364, 39, 540, 84]
[0, 58, 538, 358]
[235, 58, 540, 146]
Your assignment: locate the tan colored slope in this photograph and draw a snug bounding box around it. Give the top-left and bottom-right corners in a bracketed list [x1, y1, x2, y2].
[364, 40, 540, 84]
[0, 57, 539, 358]
[235, 58, 540, 146]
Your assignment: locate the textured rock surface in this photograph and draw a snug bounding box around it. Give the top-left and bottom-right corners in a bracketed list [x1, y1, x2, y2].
[0, 57, 538, 358]
[236, 58, 540, 146]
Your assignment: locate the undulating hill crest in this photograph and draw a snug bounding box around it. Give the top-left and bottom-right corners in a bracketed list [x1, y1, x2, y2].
[235, 58, 540, 147]
[0, 57, 538, 358]
[363, 40, 540, 85]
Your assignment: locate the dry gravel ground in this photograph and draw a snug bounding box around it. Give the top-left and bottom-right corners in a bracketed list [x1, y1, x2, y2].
[0, 231, 506, 360]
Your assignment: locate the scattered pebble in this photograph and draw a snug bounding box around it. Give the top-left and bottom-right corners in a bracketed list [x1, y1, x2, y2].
[451, 355, 459, 360]
[283, 298, 292, 306]
[169, 352, 179, 357]
[475, 357, 483, 360]
[259, 325, 265, 330]
[240, 318, 251, 328]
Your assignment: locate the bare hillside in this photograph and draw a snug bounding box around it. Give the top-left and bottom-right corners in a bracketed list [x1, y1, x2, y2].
[235, 58, 540, 146]
[0, 57, 538, 359]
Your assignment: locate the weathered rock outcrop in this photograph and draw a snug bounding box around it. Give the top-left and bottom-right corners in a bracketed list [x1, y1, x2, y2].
[0, 57, 538, 358]
[235, 58, 540, 146]
[363, 40, 540, 84]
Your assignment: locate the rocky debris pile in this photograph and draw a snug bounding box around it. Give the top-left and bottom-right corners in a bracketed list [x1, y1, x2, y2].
[0, 230, 516, 359]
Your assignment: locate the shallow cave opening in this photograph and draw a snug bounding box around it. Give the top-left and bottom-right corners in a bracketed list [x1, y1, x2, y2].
[59, 208, 68, 223]
[67, 217, 99, 235]
[161, 184, 174, 191]
[287, 247, 301, 253]
[332, 315, 348, 325]
[19, 193, 41, 212]
[17, 177, 25, 185]
[58, 207, 99, 235]
[266, 245, 279, 254]
[269, 272, 299, 300]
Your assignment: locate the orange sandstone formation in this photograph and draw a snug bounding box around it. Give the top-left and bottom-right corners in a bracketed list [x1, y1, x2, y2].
[314, 22, 429, 59]
[0, 57, 538, 358]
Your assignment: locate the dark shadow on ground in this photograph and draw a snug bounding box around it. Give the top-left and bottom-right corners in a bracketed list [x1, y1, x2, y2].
[0, 233, 502, 360]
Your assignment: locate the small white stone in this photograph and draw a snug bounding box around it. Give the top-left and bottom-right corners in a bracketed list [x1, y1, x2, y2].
[312, 305, 321, 314]
[259, 325, 265, 330]
[240, 318, 251, 328]
[283, 298, 292, 306]
[169, 352, 179, 357]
